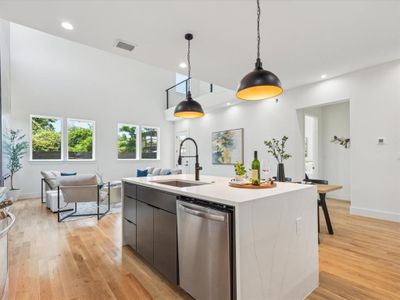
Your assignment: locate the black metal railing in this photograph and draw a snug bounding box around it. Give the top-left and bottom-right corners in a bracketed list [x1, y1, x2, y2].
[165, 78, 214, 109]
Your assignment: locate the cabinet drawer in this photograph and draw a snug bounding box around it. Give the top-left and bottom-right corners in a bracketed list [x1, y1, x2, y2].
[137, 186, 177, 214]
[124, 183, 137, 199]
[123, 196, 137, 224]
[123, 218, 136, 250]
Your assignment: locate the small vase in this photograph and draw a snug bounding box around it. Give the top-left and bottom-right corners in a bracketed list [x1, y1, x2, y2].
[277, 163, 285, 182]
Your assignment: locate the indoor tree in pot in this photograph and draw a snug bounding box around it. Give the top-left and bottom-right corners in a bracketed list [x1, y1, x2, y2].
[264, 136, 291, 182]
[4, 129, 29, 201]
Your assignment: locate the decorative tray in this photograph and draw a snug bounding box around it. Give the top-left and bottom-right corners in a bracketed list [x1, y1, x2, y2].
[229, 180, 277, 189]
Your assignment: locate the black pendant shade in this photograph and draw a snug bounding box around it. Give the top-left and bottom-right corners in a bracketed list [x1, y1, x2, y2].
[174, 33, 205, 118]
[236, 59, 283, 101]
[236, 0, 283, 101]
[174, 91, 204, 118]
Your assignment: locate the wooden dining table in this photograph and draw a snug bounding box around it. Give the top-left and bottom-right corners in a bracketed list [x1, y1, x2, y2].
[316, 184, 342, 235]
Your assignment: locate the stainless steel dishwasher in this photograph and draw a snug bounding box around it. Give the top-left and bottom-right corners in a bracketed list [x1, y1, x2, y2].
[177, 197, 234, 300]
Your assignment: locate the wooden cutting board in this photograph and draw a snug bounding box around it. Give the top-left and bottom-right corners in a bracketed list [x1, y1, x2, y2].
[229, 181, 277, 189]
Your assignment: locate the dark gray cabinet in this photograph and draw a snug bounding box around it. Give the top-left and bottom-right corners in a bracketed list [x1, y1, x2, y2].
[123, 196, 137, 223]
[124, 183, 178, 285]
[123, 183, 137, 250]
[136, 201, 154, 264]
[123, 218, 137, 249]
[154, 208, 178, 284]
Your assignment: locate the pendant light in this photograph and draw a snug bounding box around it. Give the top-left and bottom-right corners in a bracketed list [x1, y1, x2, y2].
[236, 0, 283, 101]
[174, 33, 205, 118]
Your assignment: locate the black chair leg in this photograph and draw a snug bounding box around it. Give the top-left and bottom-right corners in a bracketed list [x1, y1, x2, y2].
[97, 186, 100, 220]
[317, 201, 320, 233]
[41, 179, 44, 203]
[320, 193, 334, 234]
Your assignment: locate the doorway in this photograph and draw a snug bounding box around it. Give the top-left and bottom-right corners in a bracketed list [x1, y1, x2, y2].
[304, 114, 319, 179]
[300, 100, 351, 201]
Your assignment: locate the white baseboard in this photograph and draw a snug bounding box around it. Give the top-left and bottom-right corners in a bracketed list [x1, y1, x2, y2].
[328, 192, 350, 201]
[19, 192, 40, 200]
[350, 206, 400, 222]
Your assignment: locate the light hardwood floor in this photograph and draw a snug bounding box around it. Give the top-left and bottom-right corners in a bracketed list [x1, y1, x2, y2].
[6, 199, 400, 300]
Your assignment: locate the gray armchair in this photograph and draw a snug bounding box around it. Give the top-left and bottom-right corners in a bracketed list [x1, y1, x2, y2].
[57, 174, 110, 222]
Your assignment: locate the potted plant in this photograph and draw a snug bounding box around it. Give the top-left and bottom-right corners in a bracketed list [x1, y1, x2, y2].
[264, 136, 292, 182]
[3, 129, 29, 201]
[234, 161, 247, 182]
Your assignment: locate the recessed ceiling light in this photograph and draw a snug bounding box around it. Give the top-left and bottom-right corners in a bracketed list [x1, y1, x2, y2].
[179, 62, 187, 68]
[226, 102, 231, 106]
[321, 74, 327, 79]
[61, 22, 74, 31]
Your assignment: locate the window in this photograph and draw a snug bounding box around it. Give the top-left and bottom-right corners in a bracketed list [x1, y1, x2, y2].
[175, 73, 187, 94]
[67, 119, 95, 160]
[31, 115, 63, 160]
[117, 123, 138, 159]
[141, 127, 159, 159]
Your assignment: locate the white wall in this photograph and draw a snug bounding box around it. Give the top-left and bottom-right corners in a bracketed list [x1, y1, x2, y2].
[176, 59, 400, 222]
[9, 23, 176, 198]
[320, 102, 350, 200]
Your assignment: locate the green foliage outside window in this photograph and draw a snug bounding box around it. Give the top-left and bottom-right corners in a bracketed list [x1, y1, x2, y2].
[68, 120, 94, 159]
[141, 127, 158, 159]
[31, 117, 62, 159]
[118, 125, 137, 159]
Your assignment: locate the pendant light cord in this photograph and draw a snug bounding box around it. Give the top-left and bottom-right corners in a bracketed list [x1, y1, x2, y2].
[187, 38, 191, 93]
[257, 0, 261, 61]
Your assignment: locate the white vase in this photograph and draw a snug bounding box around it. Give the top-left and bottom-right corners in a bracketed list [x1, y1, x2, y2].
[7, 189, 21, 201]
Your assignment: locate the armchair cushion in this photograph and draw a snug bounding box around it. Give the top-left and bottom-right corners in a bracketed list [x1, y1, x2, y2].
[58, 174, 100, 203]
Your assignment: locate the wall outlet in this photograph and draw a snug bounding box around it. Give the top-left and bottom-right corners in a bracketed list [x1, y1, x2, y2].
[296, 217, 302, 236]
[377, 137, 385, 145]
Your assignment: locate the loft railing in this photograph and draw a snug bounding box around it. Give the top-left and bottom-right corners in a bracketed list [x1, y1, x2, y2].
[165, 77, 214, 109]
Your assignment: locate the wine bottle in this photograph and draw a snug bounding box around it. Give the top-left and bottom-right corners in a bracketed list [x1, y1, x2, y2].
[251, 151, 260, 185]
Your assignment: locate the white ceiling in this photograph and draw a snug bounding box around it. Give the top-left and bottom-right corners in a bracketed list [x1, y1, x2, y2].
[0, 0, 399, 91]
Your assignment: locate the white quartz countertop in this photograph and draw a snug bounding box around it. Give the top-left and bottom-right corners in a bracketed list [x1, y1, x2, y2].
[122, 174, 315, 206]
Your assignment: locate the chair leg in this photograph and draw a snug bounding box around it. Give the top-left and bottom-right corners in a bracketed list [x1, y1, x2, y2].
[57, 187, 60, 222]
[97, 186, 100, 220]
[320, 193, 334, 234]
[108, 182, 111, 211]
[317, 201, 320, 233]
[41, 179, 44, 204]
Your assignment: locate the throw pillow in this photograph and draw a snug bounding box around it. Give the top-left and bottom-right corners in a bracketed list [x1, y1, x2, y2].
[137, 169, 148, 177]
[160, 169, 171, 176]
[61, 172, 77, 176]
[152, 168, 161, 176]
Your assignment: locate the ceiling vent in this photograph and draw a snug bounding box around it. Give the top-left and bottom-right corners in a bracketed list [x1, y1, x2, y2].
[115, 39, 135, 52]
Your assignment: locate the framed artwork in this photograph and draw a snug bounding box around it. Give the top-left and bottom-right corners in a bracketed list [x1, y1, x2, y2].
[212, 128, 243, 165]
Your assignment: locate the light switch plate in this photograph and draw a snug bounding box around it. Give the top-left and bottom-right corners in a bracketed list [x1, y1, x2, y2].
[377, 137, 385, 145]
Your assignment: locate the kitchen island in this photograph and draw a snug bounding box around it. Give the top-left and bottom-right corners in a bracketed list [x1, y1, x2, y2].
[121, 174, 318, 300]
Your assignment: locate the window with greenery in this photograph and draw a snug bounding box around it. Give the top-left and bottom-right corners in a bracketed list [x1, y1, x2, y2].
[117, 124, 138, 159]
[31, 116, 62, 160]
[67, 119, 95, 160]
[141, 127, 159, 159]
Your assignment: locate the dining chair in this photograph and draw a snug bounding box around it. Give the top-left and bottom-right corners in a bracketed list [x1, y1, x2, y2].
[304, 178, 330, 234]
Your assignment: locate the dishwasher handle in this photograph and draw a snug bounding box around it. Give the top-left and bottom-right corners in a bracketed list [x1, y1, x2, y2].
[180, 203, 226, 222]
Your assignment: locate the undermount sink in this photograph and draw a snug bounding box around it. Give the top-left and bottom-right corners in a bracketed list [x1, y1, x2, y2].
[150, 179, 211, 188]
